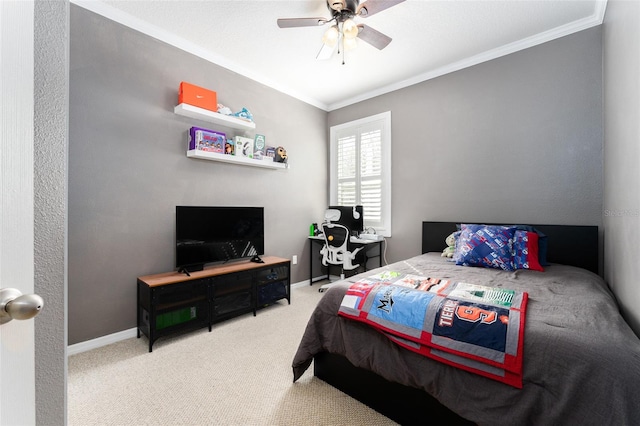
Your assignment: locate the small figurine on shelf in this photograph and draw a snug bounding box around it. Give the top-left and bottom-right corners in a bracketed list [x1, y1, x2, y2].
[232, 107, 253, 122]
[274, 146, 287, 163]
[225, 139, 234, 155]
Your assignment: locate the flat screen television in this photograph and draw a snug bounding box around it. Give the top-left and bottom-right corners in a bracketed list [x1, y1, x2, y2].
[176, 206, 265, 272]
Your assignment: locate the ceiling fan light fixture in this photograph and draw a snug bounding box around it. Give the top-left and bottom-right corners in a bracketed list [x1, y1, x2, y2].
[342, 18, 359, 39]
[322, 25, 340, 47]
[343, 37, 358, 51]
[279, 0, 405, 61]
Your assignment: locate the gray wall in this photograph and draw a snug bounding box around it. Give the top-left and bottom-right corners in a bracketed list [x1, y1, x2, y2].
[329, 27, 603, 266]
[34, 1, 68, 424]
[603, 0, 640, 336]
[69, 5, 328, 344]
[69, 7, 609, 344]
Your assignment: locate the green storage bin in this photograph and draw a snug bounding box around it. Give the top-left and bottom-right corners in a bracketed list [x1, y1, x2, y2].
[156, 306, 196, 330]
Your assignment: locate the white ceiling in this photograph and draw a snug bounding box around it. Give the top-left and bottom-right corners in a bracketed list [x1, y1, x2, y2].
[73, 0, 607, 111]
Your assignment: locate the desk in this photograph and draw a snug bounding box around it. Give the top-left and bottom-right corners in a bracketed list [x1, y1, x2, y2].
[308, 235, 383, 285]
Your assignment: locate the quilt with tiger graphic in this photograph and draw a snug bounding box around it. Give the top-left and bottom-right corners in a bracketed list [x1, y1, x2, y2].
[337, 272, 528, 388]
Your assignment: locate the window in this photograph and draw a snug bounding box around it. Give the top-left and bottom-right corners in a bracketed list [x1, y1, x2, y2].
[330, 111, 391, 237]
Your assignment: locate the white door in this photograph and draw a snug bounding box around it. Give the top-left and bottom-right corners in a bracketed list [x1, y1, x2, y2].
[0, 1, 37, 424]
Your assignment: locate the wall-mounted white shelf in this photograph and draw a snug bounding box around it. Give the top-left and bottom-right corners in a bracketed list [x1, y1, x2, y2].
[174, 103, 256, 131]
[187, 150, 288, 170]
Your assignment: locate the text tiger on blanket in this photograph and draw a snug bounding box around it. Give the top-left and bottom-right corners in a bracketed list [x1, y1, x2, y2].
[337, 272, 528, 388]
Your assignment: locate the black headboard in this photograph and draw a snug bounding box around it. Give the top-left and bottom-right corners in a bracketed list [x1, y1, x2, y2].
[422, 221, 599, 275]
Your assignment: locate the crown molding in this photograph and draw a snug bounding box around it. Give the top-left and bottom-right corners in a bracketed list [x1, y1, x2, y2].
[328, 0, 608, 111]
[71, 0, 607, 113]
[70, 0, 329, 111]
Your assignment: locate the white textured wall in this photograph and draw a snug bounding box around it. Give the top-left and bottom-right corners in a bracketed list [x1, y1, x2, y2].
[34, 1, 69, 424]
[603, 0, 640, 336]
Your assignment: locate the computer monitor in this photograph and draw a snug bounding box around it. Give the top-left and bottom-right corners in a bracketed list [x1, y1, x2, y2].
[327, 205, 364, 235]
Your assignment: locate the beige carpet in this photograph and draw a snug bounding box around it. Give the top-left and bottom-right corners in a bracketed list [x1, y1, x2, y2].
[68, 282, 398, 426]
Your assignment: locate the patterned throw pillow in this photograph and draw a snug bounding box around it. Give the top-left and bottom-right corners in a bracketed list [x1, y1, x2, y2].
[454, 225, 516, 271]
[512, 225, 548, 266]
[512, 230, 544, 271]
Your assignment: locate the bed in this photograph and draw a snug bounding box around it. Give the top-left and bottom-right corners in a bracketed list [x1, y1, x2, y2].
[292, 222, 640, 425]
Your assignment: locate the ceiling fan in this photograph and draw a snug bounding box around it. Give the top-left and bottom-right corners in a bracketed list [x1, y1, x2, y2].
[277, 0, 405, 61]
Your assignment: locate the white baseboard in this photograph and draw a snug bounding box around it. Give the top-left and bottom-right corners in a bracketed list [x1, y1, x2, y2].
[68, 328, 138, 356]
[68, 279, 311, 355]
[290, 279, 310, 289]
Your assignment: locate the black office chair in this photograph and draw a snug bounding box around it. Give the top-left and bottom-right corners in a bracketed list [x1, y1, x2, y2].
[320, 222, 363, 279]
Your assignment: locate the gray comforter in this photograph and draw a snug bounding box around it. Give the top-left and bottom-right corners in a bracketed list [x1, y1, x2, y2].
[292, 253, 640, 425]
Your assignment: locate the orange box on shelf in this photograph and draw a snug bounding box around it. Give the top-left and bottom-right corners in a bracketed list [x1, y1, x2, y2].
[178, 81, 218, 113]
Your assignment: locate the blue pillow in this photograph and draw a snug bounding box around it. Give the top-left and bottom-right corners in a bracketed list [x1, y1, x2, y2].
[454, 224, 516, 271]
[456, 223, 548, 266]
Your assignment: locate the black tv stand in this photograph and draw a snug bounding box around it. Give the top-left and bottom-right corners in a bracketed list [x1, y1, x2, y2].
[250, 255, 264, 263]
[137, 256, 291, 352]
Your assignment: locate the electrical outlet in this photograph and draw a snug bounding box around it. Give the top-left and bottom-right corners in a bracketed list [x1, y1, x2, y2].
[292, 255, 298, 265]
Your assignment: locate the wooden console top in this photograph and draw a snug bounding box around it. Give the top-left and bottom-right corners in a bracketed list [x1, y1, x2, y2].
[138, 256, 290, 287]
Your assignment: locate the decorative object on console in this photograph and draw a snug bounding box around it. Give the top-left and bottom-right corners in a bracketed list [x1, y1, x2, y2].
[274, 146, 288, 163]
[178, 81, 217, 113]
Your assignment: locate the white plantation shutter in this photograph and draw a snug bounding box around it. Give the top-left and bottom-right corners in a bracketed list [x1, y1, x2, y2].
[337, 134, 357, 205]
[360, 128, 383, 226]
[330, 112, 391, 236]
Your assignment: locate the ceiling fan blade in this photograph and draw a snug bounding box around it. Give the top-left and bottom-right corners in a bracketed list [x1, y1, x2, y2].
[356, 0, 405, 17]
[316, 42, 337, 60]
[277, 17, 328, 28]
[357, 24, 392, 50]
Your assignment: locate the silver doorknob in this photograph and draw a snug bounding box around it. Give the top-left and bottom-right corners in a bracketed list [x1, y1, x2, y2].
[0, 288, 44, 325]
